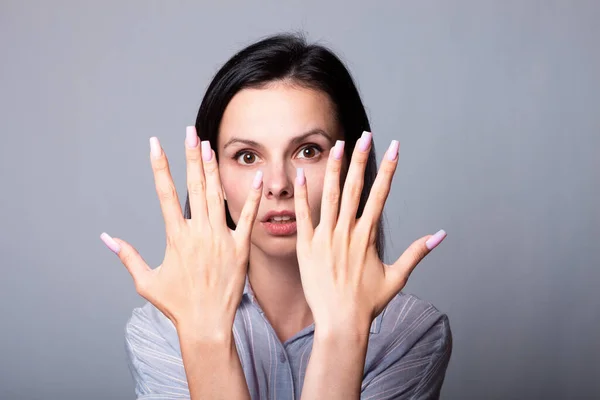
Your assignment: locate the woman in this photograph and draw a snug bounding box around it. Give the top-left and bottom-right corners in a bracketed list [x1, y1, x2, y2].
[100, 33, 451, 399]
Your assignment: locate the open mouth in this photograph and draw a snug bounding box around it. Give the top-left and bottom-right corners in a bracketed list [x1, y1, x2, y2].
[266, 216, 296, 223]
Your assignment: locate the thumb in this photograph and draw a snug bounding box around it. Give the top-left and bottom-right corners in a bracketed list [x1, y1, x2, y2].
[387, 229, 447, 292]
[100, 232, 152, 289]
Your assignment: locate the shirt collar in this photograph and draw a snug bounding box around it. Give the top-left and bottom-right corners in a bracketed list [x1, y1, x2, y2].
[243, 276, 382, 334]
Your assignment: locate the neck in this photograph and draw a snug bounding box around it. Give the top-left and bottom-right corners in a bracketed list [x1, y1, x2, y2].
[247, 244, 313, 343]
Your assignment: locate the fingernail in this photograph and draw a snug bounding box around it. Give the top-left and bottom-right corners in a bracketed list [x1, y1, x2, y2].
[296, 167, 305, 186]
[358, 131, 372, 152]
[185, 126, 198, 148]
[426, 229, 447, 250]
[387, 140, 399, 161]
[149, 137, 161, 159]
[201, 141, 212, 161]
[252, 170, 263, 189]
[333, 140, 345, 160]
[100, 232, 121, 254]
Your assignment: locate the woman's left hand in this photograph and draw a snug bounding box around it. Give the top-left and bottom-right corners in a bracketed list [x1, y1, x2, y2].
[293, 131, 447, 334]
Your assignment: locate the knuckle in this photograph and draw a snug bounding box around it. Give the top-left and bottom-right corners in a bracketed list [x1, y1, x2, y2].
[296, 208, 311, 221]
[120, 250, 135, 267]
[157, 184, 178, 201]
[298, 212, 311, 222]
[239, 210, 254, 227]
[373, 187, 389, 204]
[152, 156, 169, 172]
[382, 161, 396, 175]
[188, 180, 206, 196]
[166, 231, 180, 247]
[352, 155, 368, 167]
[349, 183, 363, 199]
[324, 190, 340, 204]
[203, 161, 218, 174]
[329, 162, 342, 174]
[208, 189, 224, 207]
[186, 149, 201, 163]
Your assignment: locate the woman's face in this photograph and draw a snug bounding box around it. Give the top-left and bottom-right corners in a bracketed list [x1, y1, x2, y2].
[217, 82, 345, 259]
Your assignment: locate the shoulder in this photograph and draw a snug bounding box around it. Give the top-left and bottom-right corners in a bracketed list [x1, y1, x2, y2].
[374, 291, 451, 356]
[376, 291, 450, 340]
[124, 301, 181, 353]
[124, 302, 188, 396]
[362, 292, 452, 397]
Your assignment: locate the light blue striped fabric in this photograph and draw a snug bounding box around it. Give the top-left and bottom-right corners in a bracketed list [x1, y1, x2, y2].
[125, 278, 452, 399]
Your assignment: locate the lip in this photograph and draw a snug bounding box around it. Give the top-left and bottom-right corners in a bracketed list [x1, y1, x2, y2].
[260, 209, 297, 236]
[261, 210, 296, 223]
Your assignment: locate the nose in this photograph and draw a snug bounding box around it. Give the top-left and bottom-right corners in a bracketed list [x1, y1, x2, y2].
[263, 163, 294, 200]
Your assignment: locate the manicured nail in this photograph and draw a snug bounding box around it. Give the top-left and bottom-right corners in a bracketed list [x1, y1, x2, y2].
[100, 232, 120, 254]
[296, 167, 305, 186]
[387, 140, 399, 161]
[149, 137, 161, 159]
[333, 140, 345, 160]
[201, 141, 212, 161]
[426, 229, 447, 250]
[358, 131, 372, 152]
[252, 170, 263, 189]
[185, 126, 198, 148]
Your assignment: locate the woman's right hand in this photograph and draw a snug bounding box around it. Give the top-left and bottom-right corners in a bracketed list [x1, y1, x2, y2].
[101, 126, 263, 337]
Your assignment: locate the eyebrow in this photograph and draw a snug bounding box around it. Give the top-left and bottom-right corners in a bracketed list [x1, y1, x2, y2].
[222, 128, 334, 151]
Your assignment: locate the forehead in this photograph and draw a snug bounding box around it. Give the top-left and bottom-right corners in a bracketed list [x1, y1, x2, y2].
[218, 83, 340, 148]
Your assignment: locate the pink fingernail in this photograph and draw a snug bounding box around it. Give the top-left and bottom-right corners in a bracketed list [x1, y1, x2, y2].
[296, 167, 305, 186]
[252, 170, 263, 189]
[100, 232, 121, 254]
[185, 126, 198, 148]
[358, 131, 372, 152]
[149, 137, 161, 159]
[387, 140, 399, 161]
[426, 229, 447, 250]
[333, 140, 345, 160]
[201, 141, 212, 161]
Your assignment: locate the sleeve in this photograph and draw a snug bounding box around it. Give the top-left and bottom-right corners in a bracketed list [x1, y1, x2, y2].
[360, 314, 452, 400]
[124, 304, 191, 399]
[410, 316, 452, 399]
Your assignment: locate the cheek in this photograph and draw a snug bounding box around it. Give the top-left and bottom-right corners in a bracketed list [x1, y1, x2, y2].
[221, 170, 251, 220]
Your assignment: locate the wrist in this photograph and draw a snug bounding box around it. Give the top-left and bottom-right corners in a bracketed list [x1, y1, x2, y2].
[313, 313, 372, 342]
[177, 324, 238, 366]
[176, 319, 235, 346]
[313, 326, 370, 349]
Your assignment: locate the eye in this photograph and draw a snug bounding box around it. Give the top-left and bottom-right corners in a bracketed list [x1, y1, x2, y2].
[296, 144, 323, 160]
[234, 151, 260, 166]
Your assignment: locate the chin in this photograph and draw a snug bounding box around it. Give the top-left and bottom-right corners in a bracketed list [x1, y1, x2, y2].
[251, 233, 298, 259]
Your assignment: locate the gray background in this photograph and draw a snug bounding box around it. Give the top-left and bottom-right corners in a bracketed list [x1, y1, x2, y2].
[1, 1, 598, 399]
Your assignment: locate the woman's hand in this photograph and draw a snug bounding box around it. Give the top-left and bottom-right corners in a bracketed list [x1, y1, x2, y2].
[294, 131, 446, 334]
[101, 126, 263, 336]
[296, 131, 446, 399]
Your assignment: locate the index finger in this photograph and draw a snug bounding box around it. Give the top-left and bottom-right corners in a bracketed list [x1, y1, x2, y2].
[294, 167, 314, 245]
[185, 126, 209, 226]
[150, 137, 185, 237]
[233, 170, 263, 243]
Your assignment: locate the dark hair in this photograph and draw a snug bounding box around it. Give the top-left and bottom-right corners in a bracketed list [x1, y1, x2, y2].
[184, 32, 385, 260]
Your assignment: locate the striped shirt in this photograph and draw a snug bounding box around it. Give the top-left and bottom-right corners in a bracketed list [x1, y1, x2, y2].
[124, 278, 452, 399]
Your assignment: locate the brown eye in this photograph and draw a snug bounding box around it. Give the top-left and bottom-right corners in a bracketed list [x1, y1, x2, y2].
[235, 151, 258, 165]
[297, 145, 322, 160]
